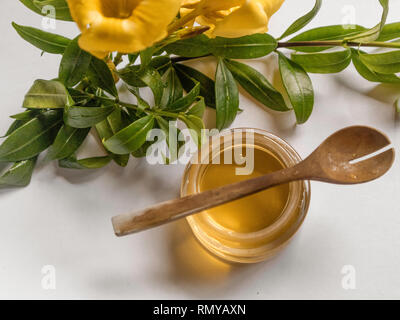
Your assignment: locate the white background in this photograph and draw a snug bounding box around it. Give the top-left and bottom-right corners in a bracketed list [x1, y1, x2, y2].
[0, 0, 399, 299]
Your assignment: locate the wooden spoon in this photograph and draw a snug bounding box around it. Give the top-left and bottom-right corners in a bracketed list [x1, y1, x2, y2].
[112, 126, 395, 237]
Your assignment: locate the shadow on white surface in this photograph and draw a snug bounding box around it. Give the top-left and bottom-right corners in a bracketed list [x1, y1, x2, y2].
[334, 76, 400, 106]
[155, 220, 290, 298]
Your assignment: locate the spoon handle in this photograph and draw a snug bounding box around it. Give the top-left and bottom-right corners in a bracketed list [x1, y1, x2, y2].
[112, 164, 307, 236]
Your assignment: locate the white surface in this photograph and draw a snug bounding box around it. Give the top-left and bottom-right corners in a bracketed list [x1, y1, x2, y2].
[0, 0, 399, 299]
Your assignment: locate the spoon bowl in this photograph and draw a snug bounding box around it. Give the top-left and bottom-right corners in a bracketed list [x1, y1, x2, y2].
[306, 126, 395, 184]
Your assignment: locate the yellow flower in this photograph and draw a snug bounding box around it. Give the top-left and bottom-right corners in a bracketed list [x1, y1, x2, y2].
[180, 0, 285, 38]
[67, 0, 182, 59]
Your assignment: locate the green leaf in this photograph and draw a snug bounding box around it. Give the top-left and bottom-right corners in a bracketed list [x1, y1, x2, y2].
[128, 87, 151, 116]
[19, 0, 43, 15]
[45, 125, 90, 161]
[180, 115, 205, 147]
[118, 65, 146, 87]
[87, 57, 118, 97]
[174, 63, 216, 108]
[288, 25, 367, 52]
[5, 111, 45, 138]
[106, 109, 130, 166]
[148, 56, 173, 74]
[351, 49, 400, 83]
[345, 0, 389, 42]
[121, 68, 164, 105]
[160, 67, 183, 109]
[156, 117, 179, 163]
[106, 108, 125, 135]
[131, 140, 158, 158]
[166, 82, 201, 112]
[377, 22, 400, 41]
[118, 56, 172, 87]
[12, 22, 70, 54]
[64, 105, 115, 128]
[68, 88, 92, 105]
[2, 121, 26, 138]
[128, 53, 139, 65]
[278, 53, 314, 124]
[103, 115, 155, 155]
[139, 68, 164, 106]
[139, 46, 157, 69]
[59, 155, 111, 170]
[291, 49, 352, 73]
[165, 35, 212, 57]
[186, 97, 206, 118]
[215, 58, 239, 130]
[225, 59, 288, 112]
[359, 50, 400, 74]
[20, 0, 73, 21]
[10, 110, 38, 121]
[33, 0, 72, 21]
[95, 120, 129, 167]
[0, 158, 37, 188]
[279, 0, 322, 40]
[59, 37, 92, 87]
[23, 79, 71, 109]
[210, 34, 277, 59]
[0, 110, 62, 162]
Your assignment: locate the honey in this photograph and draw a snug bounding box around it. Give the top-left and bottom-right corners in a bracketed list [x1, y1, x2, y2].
[199, 146, 289, 233]
[181, 129, 311, 263]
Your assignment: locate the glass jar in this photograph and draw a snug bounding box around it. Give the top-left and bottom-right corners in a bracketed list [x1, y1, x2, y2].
[180, 128, 311, 264]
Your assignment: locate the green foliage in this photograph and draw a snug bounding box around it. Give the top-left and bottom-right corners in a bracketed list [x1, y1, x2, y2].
[166, 82, 200, 112]
[87, 58, 118, 97]
[64, 105, 116, 129]
[12, 22, 70, 54]
[174, 64, 216, 108]
[59, 37, 92, 87]
[279, 0, 322, 40]
[209, 34, 277, 59]
[166, 34, 277, 59]
[278, 53, 314, 124]
[359, 50, 400, 74]
[0, 158, 37, 188]
[291, 49, 352, 74]
[20, 0, 73, 21]
[215, 58, 239, 130]
[103, 116, 155, 155]
[0, 110, 62, 162]
[377, 22, 400, 41]
[351, 49, 400, 83]
[3, 0, 400, 188]
[59, 155, 112, 170]
[345, 0, 389, 42]
[23, 80, 71, 109]
[45, 125, 90, 161]
[225, 59, 288, 112]
[288, 25, 367, 52]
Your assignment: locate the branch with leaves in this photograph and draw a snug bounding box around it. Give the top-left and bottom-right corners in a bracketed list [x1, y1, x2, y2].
[1, 0, 399, 188]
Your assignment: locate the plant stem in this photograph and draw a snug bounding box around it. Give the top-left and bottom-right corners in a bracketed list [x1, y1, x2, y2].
[113, 53, 124, 67]
[168, 40, 400, 64]
[168, 7, 203, 34]
[153, 110, 182, 118]
[171, 55, 211, 63]
[277, 40, 400, 49]
[118, 101, 181, 119]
